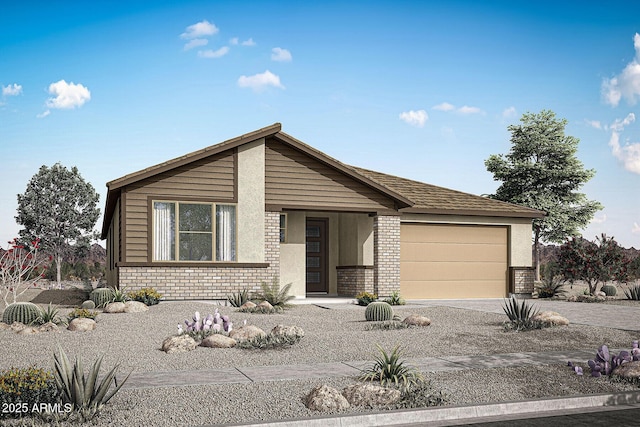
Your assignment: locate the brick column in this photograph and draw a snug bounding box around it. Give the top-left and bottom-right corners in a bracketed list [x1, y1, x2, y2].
[510, 267, 535, 298]
[373, 215, 400, 298]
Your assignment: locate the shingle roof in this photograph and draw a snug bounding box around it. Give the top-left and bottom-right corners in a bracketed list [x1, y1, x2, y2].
[350, 166, 544, 218]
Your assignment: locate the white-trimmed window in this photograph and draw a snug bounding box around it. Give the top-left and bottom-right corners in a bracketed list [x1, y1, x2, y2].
[153, 201, 236, 262]
[279, 213, 287, 243]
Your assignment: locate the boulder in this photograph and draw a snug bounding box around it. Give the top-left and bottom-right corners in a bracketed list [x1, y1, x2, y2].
[162, 335, 198, 354]
[342, 383, 401, 407]
[229, 325, 266, 342]
[38, 322, 61, 333]
[270, 324, 305, 338]
[200, 334, 237, 348]
[257, 301, 274, 310]
[305, 385, 350, 411]
[613, 361, 640, 381]
[67, 318, 97, 332]
[17, 326, 39, 335]
[124, 301, 149, 313]
[595, 291, 607, 298]
[0, 322, 11, 330]
[10, 322, 26, 332]
[567, 295, 578, 302]
[532, 311, 569, 326]
[104, 302, 126, 313]
[402, 314, 431, 327]
[240, 301, 256, 309]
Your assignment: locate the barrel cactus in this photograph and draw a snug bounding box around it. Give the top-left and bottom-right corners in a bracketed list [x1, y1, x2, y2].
[601, 284, 617, 297]
[365, 301, 394, 322]
[2, 302, 41, 325]
[90, 288, 114, 308]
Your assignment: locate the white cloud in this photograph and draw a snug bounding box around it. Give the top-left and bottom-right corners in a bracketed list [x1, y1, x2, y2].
[457, 105, 484, 115]
[241, 38, 255, 46]
[197, 46, 230, 59]
[184, 38, 208, 51]
[271, 47, 292, 62]
[633, 222, 640, 234]
[2, 83, 22, 96]
[36, 110, 50, 119]
[229, 37, 238, 45]
[181, 20, 218, 40]
[502, 106, 517, 119]
[585, 119, 602, 129]
[237, 70, 284, 92]
[399, 110, 428, 127]
[608, 113, 640, 174]
[433, 102, 455, 112]
[591, 213, 607, 224]
[602, 33, 640, 106]
[45, 80, 90, 109]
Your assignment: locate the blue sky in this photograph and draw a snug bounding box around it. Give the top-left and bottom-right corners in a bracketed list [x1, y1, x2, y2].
[1, 0, 640, 249]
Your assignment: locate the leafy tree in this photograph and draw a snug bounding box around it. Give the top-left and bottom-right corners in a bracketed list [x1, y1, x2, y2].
[16, 163, 100, 285]
[557, 234, 631, 294]
[485, 110, 603, 279]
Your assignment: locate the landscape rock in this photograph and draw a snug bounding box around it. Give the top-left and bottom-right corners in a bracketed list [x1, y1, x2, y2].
[595, 291, 607, 298]
[402, 314, 431, 327]
[162, 335, 198, 353]
[613, 361, 640, 380]
[124, 301, 149, 313]
[0, 322, 11, 330]
[38, 322, 61, 333]
[257, 301, 273, 310]
[341, 383, 401, 407]
[10, 322, 26, 332]
[532, 311, 570, 326]
[229, 325, 267, 342]
[104, 302, 126, 313]
[17, 326, 39, 335]
[240, 301, 256, 309]
[567, 295, 577, 302]
[200, 334, 237, 348]
[270, 324, 305, 338]
[305, 385, 350, 411]
[67, 317, 97, 332]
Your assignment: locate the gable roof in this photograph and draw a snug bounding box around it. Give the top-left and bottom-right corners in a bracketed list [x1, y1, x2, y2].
[350, 166, 544, 218]
[101, 123, 543, 238]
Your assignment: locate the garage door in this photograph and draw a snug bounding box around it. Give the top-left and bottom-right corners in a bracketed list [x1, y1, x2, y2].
[400, 223, 508, 299]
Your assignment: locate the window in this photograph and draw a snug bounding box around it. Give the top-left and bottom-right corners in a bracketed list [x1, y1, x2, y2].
[279, 213, 287, 243]
[153, 201, 236, 262]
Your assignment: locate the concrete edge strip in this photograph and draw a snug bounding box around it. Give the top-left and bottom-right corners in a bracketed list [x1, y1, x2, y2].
[223, 390, 640, 427]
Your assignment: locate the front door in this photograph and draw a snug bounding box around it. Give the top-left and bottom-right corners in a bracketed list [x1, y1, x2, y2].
[306, 218, 328, 293]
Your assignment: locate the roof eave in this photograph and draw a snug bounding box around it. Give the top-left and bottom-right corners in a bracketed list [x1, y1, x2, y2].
[400, 207, 546, 218]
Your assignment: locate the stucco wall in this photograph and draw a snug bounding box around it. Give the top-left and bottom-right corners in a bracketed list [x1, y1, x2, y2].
[280, 211, 306, 298]
[237, 139, 265, 263]
[400, 213, 533, 267]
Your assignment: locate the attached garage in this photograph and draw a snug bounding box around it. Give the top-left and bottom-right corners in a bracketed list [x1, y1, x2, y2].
[400, 223, 508, 299]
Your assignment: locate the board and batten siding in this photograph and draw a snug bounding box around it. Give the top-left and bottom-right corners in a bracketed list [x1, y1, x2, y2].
[122, 151, 236, 263]
[265, 140, 396, 211]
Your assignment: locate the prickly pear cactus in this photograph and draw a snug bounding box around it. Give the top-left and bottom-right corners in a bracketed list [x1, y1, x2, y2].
[81, 300, 96, 310]
[601, 284, 617, 297]
[2, 302, 41, 325]
[90, 288, 114, 308]
[365, 301, 393, 321]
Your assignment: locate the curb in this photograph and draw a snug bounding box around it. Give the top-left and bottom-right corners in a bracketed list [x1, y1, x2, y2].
[221, 390, 640, 427]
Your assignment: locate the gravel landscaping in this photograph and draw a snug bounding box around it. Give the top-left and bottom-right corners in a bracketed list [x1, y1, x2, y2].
[1, 299, 639, 426]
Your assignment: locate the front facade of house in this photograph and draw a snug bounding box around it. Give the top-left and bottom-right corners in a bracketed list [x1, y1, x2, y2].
[101, 123, 543, 300]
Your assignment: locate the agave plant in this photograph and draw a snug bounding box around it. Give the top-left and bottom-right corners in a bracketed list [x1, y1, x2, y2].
[110, 286, 129, 303]
[502, 296, 540, 331]
[36, 303, 61, 325]
[253, 278, 295, 308]
[226, 288, 249, 307]
[624, 282, 640, 301]
[359, 344, 423, 390]
[53, 346, 131, 421]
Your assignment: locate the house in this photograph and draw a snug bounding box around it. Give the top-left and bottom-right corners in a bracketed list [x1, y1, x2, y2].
[100, 123, 544, 300]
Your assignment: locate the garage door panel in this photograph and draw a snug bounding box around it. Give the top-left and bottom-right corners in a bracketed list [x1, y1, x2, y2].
[401, 242, 506, 263]
[400, 223, 508, 299]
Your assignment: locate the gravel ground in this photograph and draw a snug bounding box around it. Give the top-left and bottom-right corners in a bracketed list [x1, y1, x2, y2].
[1, 301, 639, 426]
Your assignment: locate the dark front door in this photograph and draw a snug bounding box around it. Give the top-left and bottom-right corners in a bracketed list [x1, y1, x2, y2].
[306, 218, 328, 293]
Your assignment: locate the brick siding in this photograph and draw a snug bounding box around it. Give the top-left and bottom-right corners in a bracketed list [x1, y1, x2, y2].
[336, 266, 374, 297]
[373, 215, 401, 298]
[510, 267, 535, 296]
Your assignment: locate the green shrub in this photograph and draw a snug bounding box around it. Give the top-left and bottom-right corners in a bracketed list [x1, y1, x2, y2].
[360, 345, 423, 390]
[364, 320, 411, 331]
[67, 308, 98, 322]
[127, 287, 162, 306]
[383, 290, 405, 306]
[226, 289, 249, 307]
[53, 346, 130, 422]
[90, 288, 114, 308]
[365, 301, 393, 321]
[236, 333, 303, 349]
[237, 305, 284, 314]
[2, 302, 41, 325]
[601, 284, 617, 296]
[36, 303, 61, 325]
[355, 291, 377, 306]
[392, 381, 448, 409]
[253, 278, 294, 308]
[0, 366, 59, 419]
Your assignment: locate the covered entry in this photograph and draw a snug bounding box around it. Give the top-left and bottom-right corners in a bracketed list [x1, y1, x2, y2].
[400, 223, 508, 299]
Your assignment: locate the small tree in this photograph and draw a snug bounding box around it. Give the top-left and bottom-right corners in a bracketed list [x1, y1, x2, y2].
[0, 238, 50, 309]
[558, 234, 630, 295]
[16, 163, 100, 286]
[485, 110, 603, 280]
